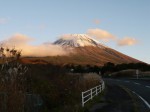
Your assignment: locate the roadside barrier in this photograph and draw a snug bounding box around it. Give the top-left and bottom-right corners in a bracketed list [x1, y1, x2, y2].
[81, 81, 105, 107]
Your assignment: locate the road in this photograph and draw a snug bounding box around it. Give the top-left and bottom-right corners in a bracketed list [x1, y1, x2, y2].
[104, 78, 150, 110]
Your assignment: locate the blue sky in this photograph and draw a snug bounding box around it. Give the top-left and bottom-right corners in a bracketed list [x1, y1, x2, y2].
[0, 0, 150, 63]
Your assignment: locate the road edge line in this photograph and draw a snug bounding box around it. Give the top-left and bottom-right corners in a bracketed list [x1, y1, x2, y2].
[131, 91, 150, 109]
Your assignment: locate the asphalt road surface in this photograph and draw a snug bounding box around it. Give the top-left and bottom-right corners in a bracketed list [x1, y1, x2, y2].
[104, 78, 150, 111]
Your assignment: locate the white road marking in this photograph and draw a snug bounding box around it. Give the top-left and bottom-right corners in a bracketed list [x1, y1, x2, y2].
[134, 82, 141, 85]
[132, 91, 150, 109]
[145, 86, 150, 89]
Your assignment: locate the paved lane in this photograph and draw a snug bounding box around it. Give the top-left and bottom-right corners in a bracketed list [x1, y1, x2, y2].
[104, 78, 150, 110]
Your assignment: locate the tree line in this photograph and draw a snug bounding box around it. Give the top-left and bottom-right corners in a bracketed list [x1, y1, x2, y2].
[64, 62, 150, 75]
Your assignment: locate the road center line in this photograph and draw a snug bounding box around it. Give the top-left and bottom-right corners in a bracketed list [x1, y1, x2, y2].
[134, 82, 141, 85]
[132, 91, 150, 109]
[146, 86, 150, 89]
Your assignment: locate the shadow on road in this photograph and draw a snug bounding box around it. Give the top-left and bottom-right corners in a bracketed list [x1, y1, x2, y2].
[90, 83, 138, 112]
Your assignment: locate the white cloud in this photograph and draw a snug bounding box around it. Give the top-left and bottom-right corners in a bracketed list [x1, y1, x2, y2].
[1, 33, 67, 57]
[93, 19, 100, 25]
[4, 34, 34, 45]
[117, 37, 138, 46]
[87, 28, 116, 42]
[0, 18, 8, 24]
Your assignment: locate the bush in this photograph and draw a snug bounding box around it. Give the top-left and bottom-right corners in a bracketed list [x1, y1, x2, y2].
[27, 64, 101, 111]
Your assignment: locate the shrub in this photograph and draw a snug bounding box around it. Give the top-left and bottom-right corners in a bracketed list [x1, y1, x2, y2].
[0, 46, 28, 112]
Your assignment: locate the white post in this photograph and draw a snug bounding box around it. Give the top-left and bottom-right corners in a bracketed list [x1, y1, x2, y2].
[82, 92, 84, 107]
[91, 89, 93, 99]
[102, 82, 104, 90]
[81, 83, 105, 107]
[96, 86, 98, 95]
[136, 69, 139, 79]
[100, 85, 102, 92]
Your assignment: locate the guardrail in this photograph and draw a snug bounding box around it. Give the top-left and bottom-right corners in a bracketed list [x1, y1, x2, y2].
[81, 81, 105, 107]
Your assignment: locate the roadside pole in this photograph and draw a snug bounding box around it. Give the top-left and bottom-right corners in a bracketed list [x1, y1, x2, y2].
[136, 69, 139, 79]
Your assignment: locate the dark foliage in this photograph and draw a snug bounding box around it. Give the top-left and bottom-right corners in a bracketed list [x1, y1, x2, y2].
[64, 62, 150, 75]
[25, 64, 83, 111]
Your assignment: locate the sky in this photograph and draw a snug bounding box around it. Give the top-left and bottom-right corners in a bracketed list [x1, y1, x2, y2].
[0, 0, 150, 63]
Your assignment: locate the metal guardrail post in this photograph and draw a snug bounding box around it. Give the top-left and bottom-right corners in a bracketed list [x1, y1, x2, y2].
[103, 82, 105, 90]
[81, 82, 105, 107]
[91, 89, 93, 99]
[82, 92, 84, 107]
[100, 85, 102, 92]
[96, 86, 98, 95]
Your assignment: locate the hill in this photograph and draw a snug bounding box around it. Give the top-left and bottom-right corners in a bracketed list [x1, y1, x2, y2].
[20, 34, 140, 66]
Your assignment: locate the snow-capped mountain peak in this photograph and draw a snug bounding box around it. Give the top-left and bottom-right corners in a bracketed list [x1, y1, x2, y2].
[54, 34, 107, 48]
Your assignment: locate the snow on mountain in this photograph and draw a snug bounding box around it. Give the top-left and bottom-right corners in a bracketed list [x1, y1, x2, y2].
[54, 34, 107, 48]
[20, 34, 140, 65]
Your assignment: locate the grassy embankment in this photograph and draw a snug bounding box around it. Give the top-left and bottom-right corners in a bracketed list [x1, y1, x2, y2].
[28, 64, 102, 111]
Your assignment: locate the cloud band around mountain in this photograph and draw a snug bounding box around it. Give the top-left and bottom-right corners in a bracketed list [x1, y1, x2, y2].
[0, 34, 67, 57]
[117, 37, 138, 46]
[87, 28, 116, 42]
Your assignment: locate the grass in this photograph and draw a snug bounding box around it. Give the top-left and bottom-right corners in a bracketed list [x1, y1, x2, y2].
[0, 46, 104, 111]
[0, 62, 103, 112]
[80, 90, 105, 112]
[26, 64, 102, 112]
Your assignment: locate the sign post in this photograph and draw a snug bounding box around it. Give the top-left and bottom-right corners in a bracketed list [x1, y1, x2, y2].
[136, 69, 139, 79]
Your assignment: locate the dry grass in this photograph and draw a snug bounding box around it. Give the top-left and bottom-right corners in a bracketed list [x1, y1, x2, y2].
[0, 46, 27, 112]
[69, 73, 102, 91]
[23, 64, 103, 112]
[140, 71, 150, 77]
[109, 69, 137, 77]
[109, 69, 150, 78]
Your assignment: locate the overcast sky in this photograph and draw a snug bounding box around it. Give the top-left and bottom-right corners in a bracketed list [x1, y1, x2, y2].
[0, 0, 150, 63]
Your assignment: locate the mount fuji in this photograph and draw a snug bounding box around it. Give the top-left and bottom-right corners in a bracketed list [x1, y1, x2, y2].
[54, 34, 106, 48]
[53, 34, 140, 66]
[21, 34, 140, 66]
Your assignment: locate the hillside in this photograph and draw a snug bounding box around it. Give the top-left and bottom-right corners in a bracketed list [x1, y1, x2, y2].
[20, 34, 140, 66]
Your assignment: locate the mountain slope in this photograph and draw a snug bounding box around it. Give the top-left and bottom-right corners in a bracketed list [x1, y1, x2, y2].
[71, 46, 139, 66]
[53, 34, 140, 65]
[21, 34, 141, 66]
